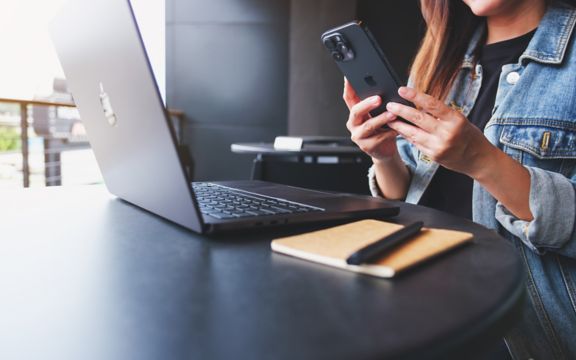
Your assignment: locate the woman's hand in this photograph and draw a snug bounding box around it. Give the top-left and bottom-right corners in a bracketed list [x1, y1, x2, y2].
[343, 78, 399, 161]
[386, 86, 492, 178]
[343, 78, 411, 200]
[386, 86, 533, 220]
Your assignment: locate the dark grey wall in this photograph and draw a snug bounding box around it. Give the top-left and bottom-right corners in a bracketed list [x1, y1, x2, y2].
[288, 0, 357, 136]
[357, 0, 424, 83]
[166, 0, 290, 181]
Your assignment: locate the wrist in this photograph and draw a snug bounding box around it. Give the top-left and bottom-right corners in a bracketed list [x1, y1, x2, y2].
[464, 140, 501, 182]
[371, 148, 410, 201]
[372, 148, 401, 166]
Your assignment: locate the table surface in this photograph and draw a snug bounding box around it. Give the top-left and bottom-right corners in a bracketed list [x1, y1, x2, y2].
[0, 186, 524, 360]
[231, 142, 364, 156]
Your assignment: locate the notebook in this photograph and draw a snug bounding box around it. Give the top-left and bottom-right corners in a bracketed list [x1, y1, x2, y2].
[271, 219, 473, 278]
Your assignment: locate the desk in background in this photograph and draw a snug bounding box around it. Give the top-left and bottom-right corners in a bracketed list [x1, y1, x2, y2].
[232, 142, 372, 195]
[0, 186, 524, 360]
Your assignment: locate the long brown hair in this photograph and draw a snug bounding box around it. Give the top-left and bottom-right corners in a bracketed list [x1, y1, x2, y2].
[410, 1, 483, 101]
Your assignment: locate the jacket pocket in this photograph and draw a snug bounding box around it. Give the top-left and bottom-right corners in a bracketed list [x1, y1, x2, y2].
[499, 124, 576, 176]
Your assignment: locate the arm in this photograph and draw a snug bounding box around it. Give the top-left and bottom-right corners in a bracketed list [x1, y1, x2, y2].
[471, 144, 533, 221]
[371, 150, 411, 200]
[495, 167, 576, 257]
[342, 79, 411, 200]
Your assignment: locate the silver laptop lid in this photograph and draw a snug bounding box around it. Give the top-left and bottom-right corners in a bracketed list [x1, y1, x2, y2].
[50, 0, 203, 232]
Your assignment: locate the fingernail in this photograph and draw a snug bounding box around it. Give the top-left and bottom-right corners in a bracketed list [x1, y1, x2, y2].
[386, 102, 399, 112]
[399, 87, 415, 99]
[370, 96, 380, 104]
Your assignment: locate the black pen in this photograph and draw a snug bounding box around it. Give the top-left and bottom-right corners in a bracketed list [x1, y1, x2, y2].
[346, 221, 424, 265]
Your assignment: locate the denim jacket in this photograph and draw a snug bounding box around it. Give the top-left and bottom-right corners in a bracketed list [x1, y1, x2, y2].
[368, 2, 576, 358]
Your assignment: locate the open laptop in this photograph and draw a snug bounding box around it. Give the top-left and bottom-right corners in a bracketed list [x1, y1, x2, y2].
[49, 0, 399, 234]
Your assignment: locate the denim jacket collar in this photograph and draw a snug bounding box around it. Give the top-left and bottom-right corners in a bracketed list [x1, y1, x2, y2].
[462, 1, 576, 68]
[521, 2, 576, 64]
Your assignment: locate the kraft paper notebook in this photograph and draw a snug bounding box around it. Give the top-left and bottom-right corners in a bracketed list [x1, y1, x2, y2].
[271, 219, 473, 278]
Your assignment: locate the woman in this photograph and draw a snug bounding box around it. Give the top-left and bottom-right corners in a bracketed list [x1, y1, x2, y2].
[345, 0, 576, 358]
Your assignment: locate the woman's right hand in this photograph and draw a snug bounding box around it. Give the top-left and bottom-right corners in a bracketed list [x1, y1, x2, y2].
[343, 78, 399, 161]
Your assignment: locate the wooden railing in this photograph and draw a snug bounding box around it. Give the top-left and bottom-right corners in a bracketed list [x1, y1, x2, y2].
[0, 97, 185, 188]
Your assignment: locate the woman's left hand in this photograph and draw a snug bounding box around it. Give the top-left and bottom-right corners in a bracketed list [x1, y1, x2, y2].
[386, 86, 492, 178]
[387, 86, 533, 221]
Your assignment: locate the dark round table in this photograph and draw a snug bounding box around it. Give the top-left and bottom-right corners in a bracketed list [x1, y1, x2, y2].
[0, 186, 524, 360]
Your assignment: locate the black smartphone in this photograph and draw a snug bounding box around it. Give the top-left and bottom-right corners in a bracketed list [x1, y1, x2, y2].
[321, 21, 413, 118]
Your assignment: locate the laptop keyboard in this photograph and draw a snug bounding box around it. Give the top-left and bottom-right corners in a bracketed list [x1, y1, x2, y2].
[192, 183, 324, 220]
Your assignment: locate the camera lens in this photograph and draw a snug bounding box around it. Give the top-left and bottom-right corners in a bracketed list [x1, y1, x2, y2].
[323, 37, 336, 50]
[332, 52, 344, 61]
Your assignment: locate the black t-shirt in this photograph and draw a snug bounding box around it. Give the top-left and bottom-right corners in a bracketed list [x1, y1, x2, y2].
[418, 29, 536, 219]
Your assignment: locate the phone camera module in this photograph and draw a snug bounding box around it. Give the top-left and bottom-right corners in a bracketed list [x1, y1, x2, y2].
[323, 33, 354, 62]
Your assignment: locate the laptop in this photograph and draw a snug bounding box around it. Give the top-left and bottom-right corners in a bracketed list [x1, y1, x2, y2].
[49, 0, 399, 234]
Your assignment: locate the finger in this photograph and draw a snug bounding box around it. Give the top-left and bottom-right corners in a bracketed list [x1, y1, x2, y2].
[348, 96, 381, 127]
[386, 102, 438, 133]
[397, 87, 453, 120]
[387, 119, 434, 150]
[357, 112, 397, 138]
[351, 113, 395, 143]
[388, 122, 435, 157]
[343, 77, 361, 109]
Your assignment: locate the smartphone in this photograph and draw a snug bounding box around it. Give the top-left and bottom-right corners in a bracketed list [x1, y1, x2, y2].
[321, 21, 413, 118]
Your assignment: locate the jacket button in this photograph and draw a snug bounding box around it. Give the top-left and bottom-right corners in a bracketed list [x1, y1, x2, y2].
[506, 71, 520, 85]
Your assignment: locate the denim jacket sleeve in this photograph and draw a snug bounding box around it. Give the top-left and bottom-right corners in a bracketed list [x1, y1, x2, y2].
[368, 135, 417, 197]
[495, 166, 576, 258]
